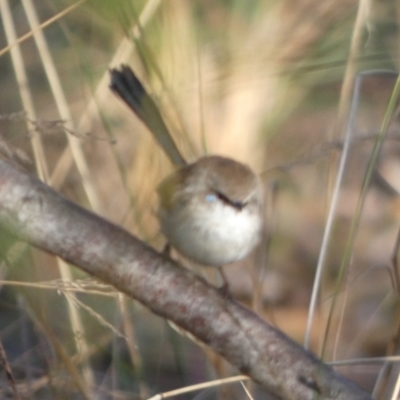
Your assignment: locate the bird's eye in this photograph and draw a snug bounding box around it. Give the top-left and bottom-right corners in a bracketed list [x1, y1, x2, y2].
[216, 191, 245, 211]
[205, 193, 218, 203]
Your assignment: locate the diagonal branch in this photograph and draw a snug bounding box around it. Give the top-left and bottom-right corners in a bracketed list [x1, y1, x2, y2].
[0, 157, 371, 400]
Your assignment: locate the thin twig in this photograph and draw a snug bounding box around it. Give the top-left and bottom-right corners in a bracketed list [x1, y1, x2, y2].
[0, 338, 21, 400]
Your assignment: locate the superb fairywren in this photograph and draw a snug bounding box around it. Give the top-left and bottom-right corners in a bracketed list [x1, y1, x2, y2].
[110, 66, 263, 279]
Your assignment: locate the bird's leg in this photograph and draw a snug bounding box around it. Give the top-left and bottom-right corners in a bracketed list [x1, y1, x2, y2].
[217, 267, 231, 297]
[162, 242, 171, 256]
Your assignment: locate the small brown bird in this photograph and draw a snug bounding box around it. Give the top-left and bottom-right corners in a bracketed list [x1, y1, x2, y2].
[110, 66, 263, 283]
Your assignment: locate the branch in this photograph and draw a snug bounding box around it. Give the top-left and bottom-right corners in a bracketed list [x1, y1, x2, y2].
[0, 158, 371, 400]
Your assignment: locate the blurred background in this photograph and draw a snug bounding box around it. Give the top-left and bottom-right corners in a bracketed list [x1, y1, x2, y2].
[0, 0, 400, 398]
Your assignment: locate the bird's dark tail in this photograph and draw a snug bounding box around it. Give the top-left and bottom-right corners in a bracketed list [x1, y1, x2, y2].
[110, 65, 186, 167]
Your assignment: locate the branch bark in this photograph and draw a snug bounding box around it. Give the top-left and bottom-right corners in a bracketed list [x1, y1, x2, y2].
[0, 158, 371, 400]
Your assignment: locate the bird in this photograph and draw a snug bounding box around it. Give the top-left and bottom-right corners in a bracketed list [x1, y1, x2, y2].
[110, 65, 263, 287]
